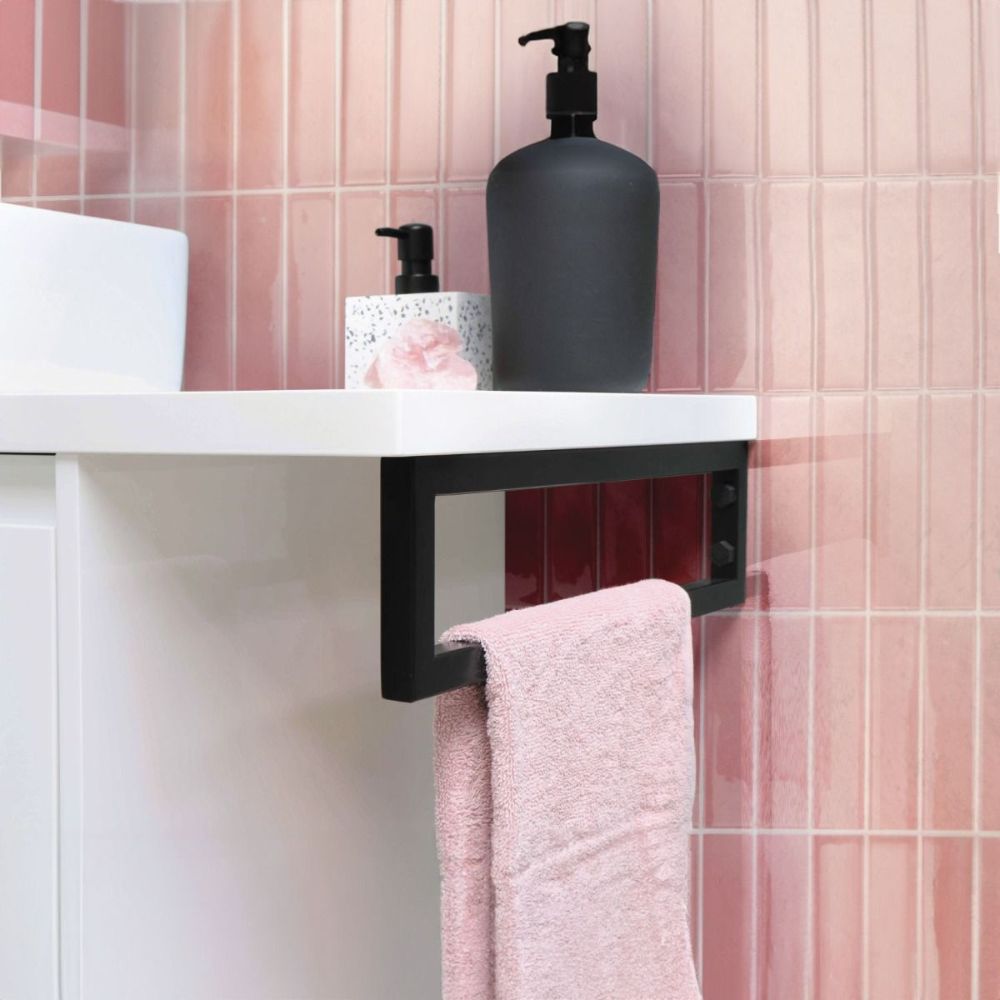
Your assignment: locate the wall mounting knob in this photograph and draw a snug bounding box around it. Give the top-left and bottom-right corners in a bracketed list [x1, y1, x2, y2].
[712, 482, 737, 509]
[710, 540, 736, 568]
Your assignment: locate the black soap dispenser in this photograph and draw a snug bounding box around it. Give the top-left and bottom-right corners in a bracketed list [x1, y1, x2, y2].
[375, 223, 441, 294]
[487, 22, 659, 391]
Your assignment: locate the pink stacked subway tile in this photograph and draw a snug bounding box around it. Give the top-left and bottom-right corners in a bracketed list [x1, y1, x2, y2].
[2, 1, 998, 996]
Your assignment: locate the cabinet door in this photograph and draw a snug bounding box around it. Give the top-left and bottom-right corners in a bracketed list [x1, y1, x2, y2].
[0, 473, 58, 998]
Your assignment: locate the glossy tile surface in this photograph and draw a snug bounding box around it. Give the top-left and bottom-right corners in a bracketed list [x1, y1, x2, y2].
[926, 394, 977, 609]
[816, 182, 867, 389]
[868, 837, 918, 999]
[287, 193, 337, 389]
[185, 3, 233, 193]
[816, 0, 865, 175]
[235, 196, 284, 390]
[871, 394, 922, 610]
[870, 619, 920, 830]
[505, 489, 545, 611]
[545, 485, 598, 602]
[132, 4, 180, 195]
[701, 834, 753, 1000]
[756, 835, 808, 997]
[237, 0, 284, 191]
[182, 197, 234, 391]
[289, 0, 338, 189]
[757, 395, 812, 609]
[762, 0, 810, 176]
[761, 182, 813, 391]
[813, 837, 863, 1000]
[757, 617, 809, 828]
[813, 618, 865, 829]
[651, 475, 704, 587]
[703, 617, 754, 829]
[981, 840, 1000, 1000]
[815, 394, 867, 609]
[873, 182, 922, 389]
[985, 396, 1000, 609]
[922, 838, 973, 1000]
[598, 480, 650, 589]
[922, 619, 975, 830]
[983, 620, 1000, 831]
[707, 182, 757, 392]
[653, 183, 704, 392]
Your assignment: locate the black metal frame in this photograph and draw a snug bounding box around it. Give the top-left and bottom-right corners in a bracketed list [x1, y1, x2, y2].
[381, 441, 749, 703]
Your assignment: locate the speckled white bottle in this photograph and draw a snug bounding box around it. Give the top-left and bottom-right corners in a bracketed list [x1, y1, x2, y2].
[344, 292, 493, 389]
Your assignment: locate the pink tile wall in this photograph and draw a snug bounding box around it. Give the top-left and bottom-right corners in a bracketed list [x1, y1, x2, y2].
[2, 2, 998, 995]
[0, 0, 128, 202]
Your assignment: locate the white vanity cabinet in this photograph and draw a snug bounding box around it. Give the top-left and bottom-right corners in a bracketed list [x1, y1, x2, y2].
[0, 390, 755, 1000]
[0, 458, 58, 1000]
[1, 453, 491, 1000]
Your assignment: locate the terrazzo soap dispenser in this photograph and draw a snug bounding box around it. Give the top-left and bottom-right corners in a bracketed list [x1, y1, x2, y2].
[487, 22, 659, 391]
[345, 224, 492, 390]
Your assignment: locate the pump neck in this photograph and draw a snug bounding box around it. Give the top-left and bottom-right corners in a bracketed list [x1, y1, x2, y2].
[550, 115, 595, 139]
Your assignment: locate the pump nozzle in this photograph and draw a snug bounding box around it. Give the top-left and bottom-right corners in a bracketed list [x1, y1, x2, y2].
[517, 22, 597, 130]
[518, 22, 591, 70]
[375, 223, 439, 295]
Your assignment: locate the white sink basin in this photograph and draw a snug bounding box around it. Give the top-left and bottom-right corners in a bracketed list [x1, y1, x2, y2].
[0, 204, 188, 392]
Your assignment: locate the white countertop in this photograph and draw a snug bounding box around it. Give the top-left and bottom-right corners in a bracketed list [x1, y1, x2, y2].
[0, 390, 757, 458]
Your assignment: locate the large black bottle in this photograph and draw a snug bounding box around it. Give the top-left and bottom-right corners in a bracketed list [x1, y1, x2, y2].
[487, 22, 659, 391]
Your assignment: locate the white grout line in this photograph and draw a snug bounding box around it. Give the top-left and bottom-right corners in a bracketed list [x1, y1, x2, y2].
[861, 520, 873, 1000]
[973, 404, 985, 1000]
[972, 10, 987, 1000]
[333, 0, 343, 192]
[383, 0, 395, 289]
[862, 67, 878, 1000]
[177, 0, 187, 233]
[695, 8, 711, 986]
[806, 0, 824, 976]
[79, 0, 89, 209]
[805, 410, 818, 1000]
[915, 353, 928, 998]
[331, 0, 344, 387]
[915, 0, 930, 960]
[645, 0, 654, 166]
[128, 3, 136, 223]
[492, 0, 501, 165]
[701, 0, 711, 394]
[386, 0, 394, 188]
[10, 170, 1000, 207]
[436, 0, 448, 291]
[230, 0, 240, 390]
[751, 4, 763, 996]
[332, 147, 342, 389]
[32, 0, 43, 202]
[281, 0, 290, 389]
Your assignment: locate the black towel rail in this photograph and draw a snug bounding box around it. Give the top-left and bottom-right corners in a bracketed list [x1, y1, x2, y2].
[381, 440, 749, 703]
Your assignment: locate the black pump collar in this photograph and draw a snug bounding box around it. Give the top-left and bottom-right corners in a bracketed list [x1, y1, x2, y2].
[519, 22, 597, 120]
[375, 224, 440, 295]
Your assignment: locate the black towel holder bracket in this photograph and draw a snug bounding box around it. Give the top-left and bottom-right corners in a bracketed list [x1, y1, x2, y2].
[381, 440, 749, 703]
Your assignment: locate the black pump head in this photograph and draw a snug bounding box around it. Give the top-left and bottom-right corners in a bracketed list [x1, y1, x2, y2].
[375, 223, 440, 294]
[518, 22, 597, 128]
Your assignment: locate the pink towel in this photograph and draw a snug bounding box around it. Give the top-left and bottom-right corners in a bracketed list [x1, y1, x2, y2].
[435, 579, 701, 1000]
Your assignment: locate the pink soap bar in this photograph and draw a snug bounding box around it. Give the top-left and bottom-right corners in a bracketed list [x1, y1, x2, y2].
[364, 317, 478, 390]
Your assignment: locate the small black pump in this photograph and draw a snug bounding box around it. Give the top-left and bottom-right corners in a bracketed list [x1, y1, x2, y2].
[518, 22, 596, 136]
[375, 223, 439, 294]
